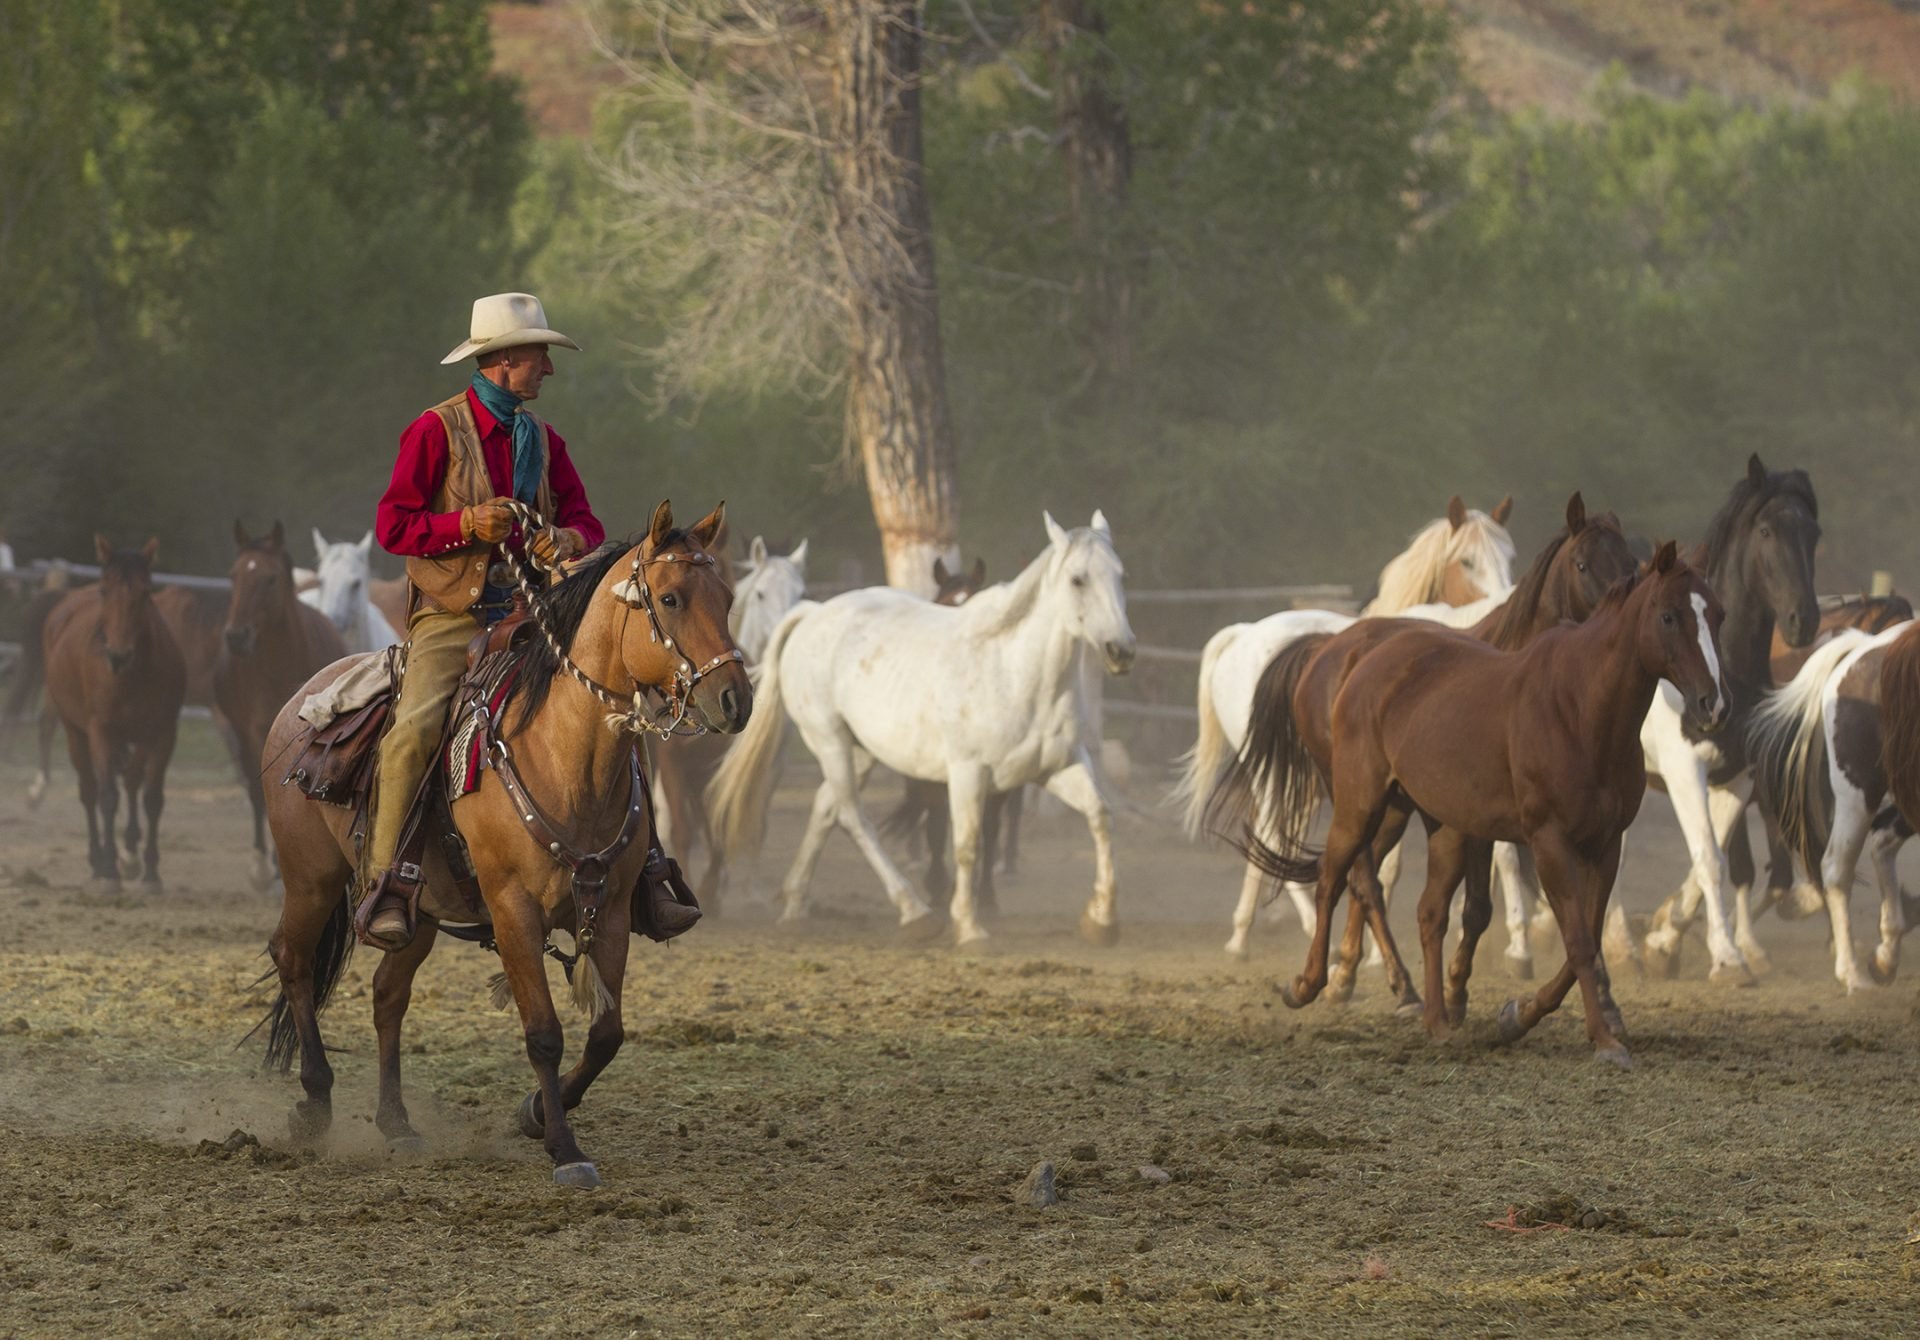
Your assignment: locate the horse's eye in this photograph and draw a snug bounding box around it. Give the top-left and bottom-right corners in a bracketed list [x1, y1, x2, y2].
[1071, 574, 1087, 588]
[1575, 561, 1588, 574]
[1662, 611, 1677, 627]
[661, 593, 680, 609]
[1759, 525, 1772, 538]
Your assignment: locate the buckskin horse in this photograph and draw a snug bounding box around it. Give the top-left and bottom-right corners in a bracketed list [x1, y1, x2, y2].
[15, 538, 186, 890]
[258, 501, 748, 1188]
[1206, 494, 1639, 1001]
[1231, 544, 1727, 1067]
[217, 522, 350, 891]
[1174, 495, 1517, 953]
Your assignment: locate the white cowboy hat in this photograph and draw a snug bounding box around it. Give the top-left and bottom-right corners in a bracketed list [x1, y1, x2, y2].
[440, 292, 582, 365]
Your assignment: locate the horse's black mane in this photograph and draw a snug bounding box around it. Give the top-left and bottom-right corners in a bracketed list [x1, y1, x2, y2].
[502, 535, 664, 734]
[1705, 464, 1817, 570]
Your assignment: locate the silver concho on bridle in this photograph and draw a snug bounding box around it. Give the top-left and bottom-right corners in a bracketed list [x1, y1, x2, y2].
[495, 501, 742, 739]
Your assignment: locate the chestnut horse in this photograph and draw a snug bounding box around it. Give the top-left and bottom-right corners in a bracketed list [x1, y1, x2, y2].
[29, 538, 186, 890]
[259, 502, 749, 1187]
[1234, 544, 1727, 1066]
[216, 522, 349, 890]
[1207, 495, 1637, 1001]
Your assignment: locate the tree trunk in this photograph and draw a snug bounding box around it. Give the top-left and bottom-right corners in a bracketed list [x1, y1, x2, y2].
[1044, 0, 1133, 386]
[825, 0, 959, 595]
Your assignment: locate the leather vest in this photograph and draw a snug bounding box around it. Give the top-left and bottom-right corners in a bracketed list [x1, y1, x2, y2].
[404, 390, 554, 616]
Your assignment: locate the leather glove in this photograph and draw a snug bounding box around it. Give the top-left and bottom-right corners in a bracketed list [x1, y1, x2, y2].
[461, 498, 514, 545]
[530, 526, 583, 567]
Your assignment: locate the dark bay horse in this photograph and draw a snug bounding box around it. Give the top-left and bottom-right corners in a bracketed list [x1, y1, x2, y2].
[1232, 543, 1726, 1066]
[260, 502, 749, 1187]
[25, 539, 186, 890]
[1207, 494, 1637, 1004]
[215, 521, 349, 891]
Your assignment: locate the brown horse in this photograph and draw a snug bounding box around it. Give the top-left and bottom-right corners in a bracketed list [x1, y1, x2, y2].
[216, 522, 350, 891]
[1233, 543, 1726, 1065]
[28, 538, 186, 890]
[1208, 495, 1637, 1000]
[259, 502, 749, 1187]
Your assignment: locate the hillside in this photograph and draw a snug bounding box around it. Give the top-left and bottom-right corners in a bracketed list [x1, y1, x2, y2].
[490, 0, 1920, 141]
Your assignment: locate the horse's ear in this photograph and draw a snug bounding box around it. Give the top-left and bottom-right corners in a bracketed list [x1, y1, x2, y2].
[312, 527, 328, 560]
[1597, 510, 1621, 533]
[140, 537, 160, 566]
[933, 556, 951, 585]
[95, 533, 114, 564]
[789, 538, 808, 570]
[970, 557, 986, 587]
[1446, 495, 1468, 530]
[268, 519, 285, 550]
[1564, 492, 1586, 534]
[749, 535, 768, 567]
[233, 519, 250, 548]
[1043, 511, 1068, 548]
[1653, 539, 1678, 574]
[1748, 453, 1767, 487]
[686, 500, 726, 552]
[358, 530, 374, 554]
[1091, 508, 1111, 537]
[1490, 495, 1513, 527]
[648, 500, 675, 549]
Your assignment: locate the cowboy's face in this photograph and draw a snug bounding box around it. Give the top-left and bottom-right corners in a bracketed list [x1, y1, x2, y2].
[497, 343, 554, 400]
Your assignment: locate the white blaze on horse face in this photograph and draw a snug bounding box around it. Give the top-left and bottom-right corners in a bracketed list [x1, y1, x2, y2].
[1691, 591, 1727, 716]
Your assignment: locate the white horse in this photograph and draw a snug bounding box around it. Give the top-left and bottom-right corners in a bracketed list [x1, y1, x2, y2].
[730, 536, 808, 663]
[299, 530, 399, 653]
[1170, 497, 1521, 961]
[707, 511, 1134, 945]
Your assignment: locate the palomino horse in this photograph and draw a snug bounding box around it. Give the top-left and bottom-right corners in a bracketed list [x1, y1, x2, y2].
[25, 539, 186, 890]
[1205, 495, 1639, 1004]
[216, 522, 349, 890]
[707, 511, 1133, 945]
[260, 502, 748, 1187]
[1173, 494, 1518, 954]
[1237, 544, 1728, 1065]
[1749, 619, 1920, 991]
[1622, 457, 1819, 983]
[301, 529, 400, 653]
[650, 534, 807, 911]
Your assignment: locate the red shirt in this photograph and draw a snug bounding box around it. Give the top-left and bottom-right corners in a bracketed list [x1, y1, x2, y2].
[374, 388, 606, 559]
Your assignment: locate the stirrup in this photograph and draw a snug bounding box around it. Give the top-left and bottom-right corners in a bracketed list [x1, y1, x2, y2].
[355, 864, 422, 951]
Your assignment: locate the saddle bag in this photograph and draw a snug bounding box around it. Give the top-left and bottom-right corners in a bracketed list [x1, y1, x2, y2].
[285, 694, 392, 808]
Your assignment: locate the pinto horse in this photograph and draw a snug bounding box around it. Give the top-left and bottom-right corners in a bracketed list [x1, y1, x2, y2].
[27, 538, 186, 890]
[1174, 495, 1517, 953]
[260, 502, 748, 1187]
[1237, 544, 1727, 1065]
[707, 511, 1133, 946]
[1206, 495, 1639, 1002]
[216, 522, 350, 890]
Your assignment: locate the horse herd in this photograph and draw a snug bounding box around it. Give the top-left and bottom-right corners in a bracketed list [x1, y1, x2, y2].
[5, 462, 1920, 1179]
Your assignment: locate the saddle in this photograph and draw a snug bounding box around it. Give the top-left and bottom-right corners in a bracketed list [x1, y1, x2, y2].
[281, 626, 700, 950]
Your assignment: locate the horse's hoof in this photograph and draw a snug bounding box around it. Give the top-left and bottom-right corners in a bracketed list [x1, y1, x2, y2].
[138, 878, 164, 896]
[1709, 959, 1757, 988]
[898, 910, 943, 943]
[1446, 999, 1468, 1030]
[1494, 998, 1527, 1045]
[289, 1101, 331, 1144]
[1601, 1007, 1629, 1041]
[1224, 938, 1251, 961]
[517, 1092, 545, 1140]
[85, 875, 121, 896]
[553, 1161, 601, 1190]
[1738, 946, 1775, 977]
[1279, 981, 1309, 1010]
[1078, 912, 1120, 948]
[1506, 951, 1534, 982]
[1324, 971, 1356, 1006]
[118, 854, 142, 880]
[1393, 996, 1424, 1019]
[1641, 939, 1678, 981]
[1594, 1045, 1635, 1071]
[387, 1135, 430, 1158]
[953, 924, 989, 948]
[1868, 954, 1898, 987]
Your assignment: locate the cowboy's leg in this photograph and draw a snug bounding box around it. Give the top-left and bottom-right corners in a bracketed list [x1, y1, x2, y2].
[363, 606, 475, 946]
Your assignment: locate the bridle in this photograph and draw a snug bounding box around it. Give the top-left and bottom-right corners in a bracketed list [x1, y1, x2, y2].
[495, 500, 743, 739]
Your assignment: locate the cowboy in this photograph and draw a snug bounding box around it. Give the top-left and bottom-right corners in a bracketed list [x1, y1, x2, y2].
[359, 293, 606, 950]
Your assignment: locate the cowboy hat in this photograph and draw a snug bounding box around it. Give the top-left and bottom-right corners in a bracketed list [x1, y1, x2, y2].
[440, 292, 582, 364]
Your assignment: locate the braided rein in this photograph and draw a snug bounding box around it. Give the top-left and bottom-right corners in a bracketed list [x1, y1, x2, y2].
[493, 500, 740, 740]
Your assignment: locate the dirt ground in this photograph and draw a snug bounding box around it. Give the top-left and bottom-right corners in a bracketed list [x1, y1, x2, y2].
[3, 725, 1919, 1337]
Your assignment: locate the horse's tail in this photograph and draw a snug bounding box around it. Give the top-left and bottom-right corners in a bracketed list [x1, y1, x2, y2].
[707, 601, 812, 860]
[1, 588, 64, 731]
[877, 780, 934, 844]
[1204, 633, 1331, 885]
[1749, 630, 1869, 874]
[1876, 622, 1920, 832]
[1170, 623, 1241, 839]
[256, 890, 354, 1073]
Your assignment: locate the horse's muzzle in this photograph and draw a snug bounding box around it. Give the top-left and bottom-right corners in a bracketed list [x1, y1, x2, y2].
[710, 683, 752, 734]
[1692, 691, 1730, 734]
[1104, 641, 1136, 675]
